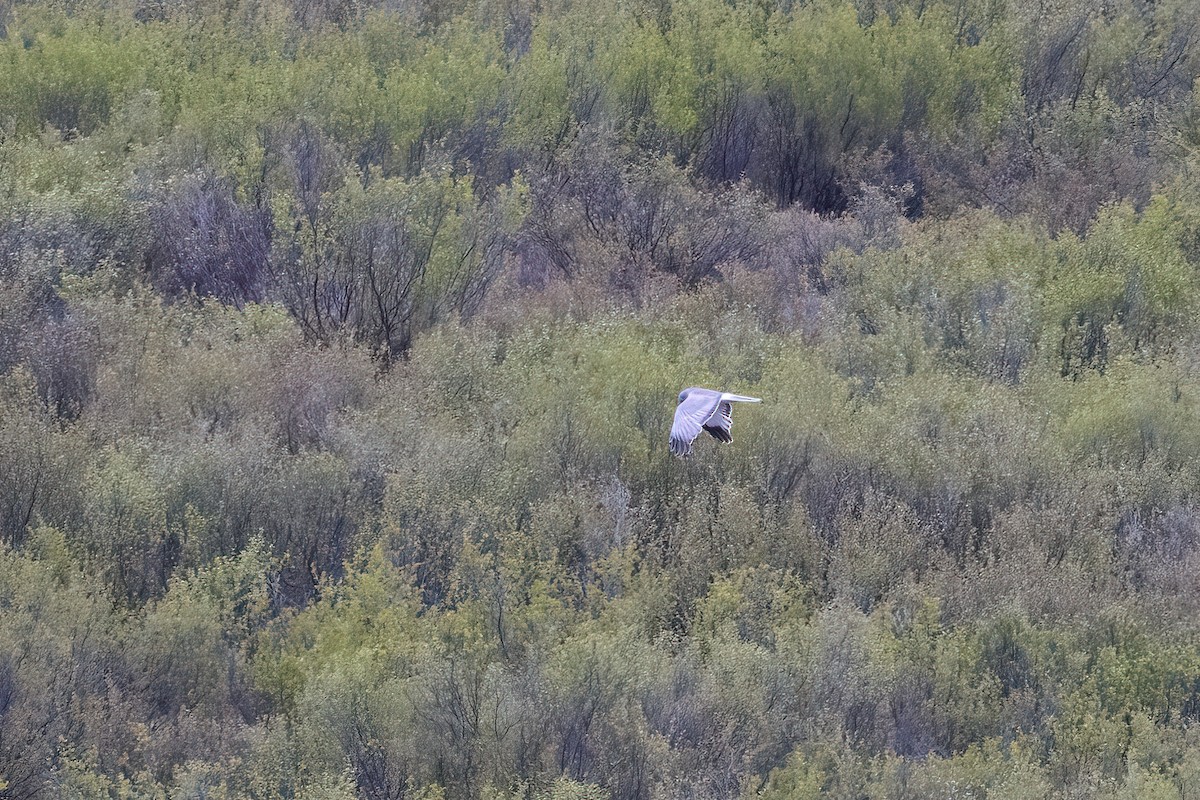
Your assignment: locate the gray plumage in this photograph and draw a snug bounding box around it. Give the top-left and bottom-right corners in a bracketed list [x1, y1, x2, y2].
[669, 387, 762, 457]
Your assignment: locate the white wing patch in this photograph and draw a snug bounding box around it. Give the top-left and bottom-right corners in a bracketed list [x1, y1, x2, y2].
[669, 392, 720, 457]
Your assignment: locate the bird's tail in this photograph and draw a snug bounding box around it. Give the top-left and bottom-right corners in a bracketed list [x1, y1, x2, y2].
[722, 393, 762, 403]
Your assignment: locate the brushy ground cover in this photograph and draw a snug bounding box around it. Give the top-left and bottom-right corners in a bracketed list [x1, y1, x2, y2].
[3, 0, 1200, 797]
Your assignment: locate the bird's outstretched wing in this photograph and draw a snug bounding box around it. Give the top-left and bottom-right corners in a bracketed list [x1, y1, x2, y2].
[669, 391, 721, 457]
[702, 401, 733, 443]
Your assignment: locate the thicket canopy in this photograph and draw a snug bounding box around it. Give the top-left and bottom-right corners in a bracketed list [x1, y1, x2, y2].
[3, 0, 1200, 797]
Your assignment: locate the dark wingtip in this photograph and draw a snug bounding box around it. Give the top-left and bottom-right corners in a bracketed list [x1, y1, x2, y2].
[703, 425, 732, 443]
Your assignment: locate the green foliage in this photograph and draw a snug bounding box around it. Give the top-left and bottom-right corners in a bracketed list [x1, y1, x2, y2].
[0, 10, 160, 136]
[2, 0, 1200, 797]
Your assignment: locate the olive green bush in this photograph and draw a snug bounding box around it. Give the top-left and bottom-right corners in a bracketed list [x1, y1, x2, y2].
[3, 0, 1200, 797]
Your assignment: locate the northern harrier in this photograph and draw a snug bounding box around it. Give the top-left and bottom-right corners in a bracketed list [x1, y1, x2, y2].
[669, 387, 762, 457]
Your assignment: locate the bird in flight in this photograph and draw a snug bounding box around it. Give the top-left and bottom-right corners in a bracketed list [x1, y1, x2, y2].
[669, 387, 762, 457]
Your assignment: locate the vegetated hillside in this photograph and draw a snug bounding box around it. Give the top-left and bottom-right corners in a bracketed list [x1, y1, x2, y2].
[2, 0, 1200, 797]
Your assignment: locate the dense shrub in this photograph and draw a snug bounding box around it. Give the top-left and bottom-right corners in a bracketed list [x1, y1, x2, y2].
[2, 0, 1200, 797]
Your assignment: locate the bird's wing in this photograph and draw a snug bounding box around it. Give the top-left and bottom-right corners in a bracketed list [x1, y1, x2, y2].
[670, 391, 721, 456]
[702, 401, 734, 443]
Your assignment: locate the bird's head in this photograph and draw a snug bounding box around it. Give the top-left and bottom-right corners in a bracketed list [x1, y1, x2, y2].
[677, 388, 690, 404]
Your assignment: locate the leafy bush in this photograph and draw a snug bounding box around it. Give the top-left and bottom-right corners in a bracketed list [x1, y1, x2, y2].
[1, 0, 1200, 797]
